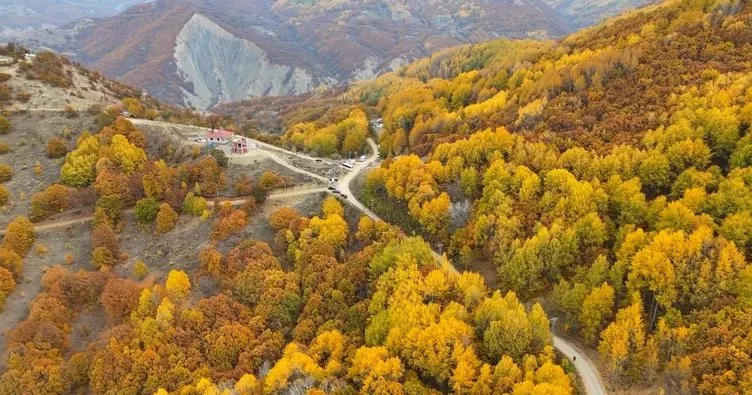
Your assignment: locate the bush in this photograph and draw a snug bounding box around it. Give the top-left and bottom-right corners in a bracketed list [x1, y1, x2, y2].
[0, 248, 22, 278]
[0, 185, 8, 206]
[15, 91, 31, 103]
[92, 247, 116, 269]
[0, 116, 9, 134]
[29, 184, 69, 222]
[87, 104, 102, 115]
[182, 192, 207, 216]
[0, 266, 15, 295]
[258, 171, 283, 190]
[0, 164, 12, 182]
[64, 105, 78, 119]
[209, 149, 228, 167]
[133, 260, 148, 280]
[134, 197, 160, 224]
[2, 216, 35, 257]
[91, 221, 119, 265]
[0, 142, 10, 154]
[156, 203, 178, 233]
[46, 137, 68, 158]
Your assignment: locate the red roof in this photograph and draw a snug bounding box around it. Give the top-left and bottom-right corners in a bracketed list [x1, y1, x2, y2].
[206, 130, 233, 138]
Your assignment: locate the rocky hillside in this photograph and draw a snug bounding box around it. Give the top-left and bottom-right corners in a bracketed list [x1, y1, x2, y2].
[3, 0, 581, 109]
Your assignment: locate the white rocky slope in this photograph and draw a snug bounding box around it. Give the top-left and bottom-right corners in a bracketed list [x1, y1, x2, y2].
[174, 14, 320, 110]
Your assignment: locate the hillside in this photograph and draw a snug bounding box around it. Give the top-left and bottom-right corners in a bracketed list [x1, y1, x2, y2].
[230, 0, 752, 392]
[5, 0, 581, 109]
[0, 0, 149, 29]
[0, 44, 583, 394]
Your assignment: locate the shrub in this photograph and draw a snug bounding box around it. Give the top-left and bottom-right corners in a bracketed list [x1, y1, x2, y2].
[269, 207, 300, 231]
[92, 247, 116, 269]
[209, 148, 228, 167]
[15, 91, 31, 103]
[182, 192, 207, 216]
[2, 216, 35, 257]
[87, 104, 102, 115]
[91, 221, 119, 264]
[134, 197, 160, 224]
[0, 185, 8, 206]
[0, 266, 15, 295]
[156, 203, 178, 233]
[199, 246, 222, 276]
[0, 248, 22, 278]
[0, 141, 10, 154]
[133, 260, 148, 280]
[29, 184, 69, 222]
[46, 137, 68, 158]
[0, 163, 12, 182]
[234, 175, 254, 196]
[64, 105, 78, 119]
[211, 209, 248, 241]
[0, 116, 9, 134]
[258, 171, 283, 190]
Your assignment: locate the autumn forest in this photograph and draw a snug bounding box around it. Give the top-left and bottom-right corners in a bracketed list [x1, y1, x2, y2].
[0, 0, 751, 394]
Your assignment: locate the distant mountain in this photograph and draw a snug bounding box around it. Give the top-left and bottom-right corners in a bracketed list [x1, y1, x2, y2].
[0, 0, 149, 29]
[543, 0, 655, 27]
[1, 0, 650, 109]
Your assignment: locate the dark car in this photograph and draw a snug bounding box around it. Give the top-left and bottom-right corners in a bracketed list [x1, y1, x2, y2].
[340, 194, 348, 199]
[327, 186, 336, 191]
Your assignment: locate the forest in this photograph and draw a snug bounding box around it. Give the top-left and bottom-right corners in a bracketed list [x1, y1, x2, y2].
[278, 0, 752, 392]
[0, 61, 573, 393]
[0, 0, 751, 393]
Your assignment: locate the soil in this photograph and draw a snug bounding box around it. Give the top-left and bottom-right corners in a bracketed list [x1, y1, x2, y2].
[0, 63, 120, 112]
[0, 111, 97, 226]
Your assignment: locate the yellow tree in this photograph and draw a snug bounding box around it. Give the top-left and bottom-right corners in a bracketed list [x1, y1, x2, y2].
[165, 270, 191, 301]
[580, 283, 615, 344]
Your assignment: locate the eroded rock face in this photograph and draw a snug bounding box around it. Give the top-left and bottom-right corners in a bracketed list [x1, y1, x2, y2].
[174, 14, 319, 109]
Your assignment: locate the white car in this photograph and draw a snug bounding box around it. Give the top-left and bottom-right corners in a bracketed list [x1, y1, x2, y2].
[358, 155, 367, 162]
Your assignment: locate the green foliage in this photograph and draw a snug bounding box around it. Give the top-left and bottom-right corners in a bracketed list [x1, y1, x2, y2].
[134, 197, 160, 224]
[0, 115, 10, 134]
[209, 148, 228, 167]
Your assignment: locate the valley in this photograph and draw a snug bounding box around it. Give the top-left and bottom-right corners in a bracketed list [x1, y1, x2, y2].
[1, 0, 652, 109]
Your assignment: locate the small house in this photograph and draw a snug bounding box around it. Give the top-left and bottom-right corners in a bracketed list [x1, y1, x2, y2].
[232, 137, 248, 154]
[205, 130, 233, 145]
[24, 53, 37, 63]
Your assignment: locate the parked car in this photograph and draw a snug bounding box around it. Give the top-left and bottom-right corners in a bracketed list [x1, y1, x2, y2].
[327, 186, 336, 191]
[340, 194, 348, 199]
